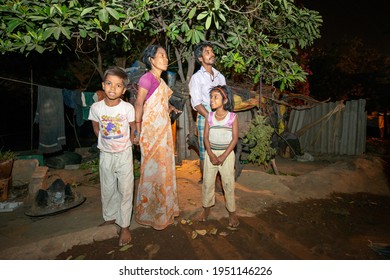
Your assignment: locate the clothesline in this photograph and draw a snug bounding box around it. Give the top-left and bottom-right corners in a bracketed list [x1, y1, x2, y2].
[1, 75, 97, 153]
[1, 62, 97, 89]
[0, 76, 41, 87]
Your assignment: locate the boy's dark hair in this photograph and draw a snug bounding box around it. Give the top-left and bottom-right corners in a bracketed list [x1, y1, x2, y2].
[142, 44, 165, 69]
[210, 85, 234, 112]
[194, 41, 214, 64]
[103, 66, 129, 87]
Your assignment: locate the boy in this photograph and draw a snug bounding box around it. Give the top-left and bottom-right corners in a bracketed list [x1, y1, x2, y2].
[88, 66, 136, 246]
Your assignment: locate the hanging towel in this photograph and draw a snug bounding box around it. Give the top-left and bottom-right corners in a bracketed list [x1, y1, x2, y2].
[34, 85, 66, 153]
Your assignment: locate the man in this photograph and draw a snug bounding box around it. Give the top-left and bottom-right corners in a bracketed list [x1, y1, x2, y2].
[189, 41, 226, 183]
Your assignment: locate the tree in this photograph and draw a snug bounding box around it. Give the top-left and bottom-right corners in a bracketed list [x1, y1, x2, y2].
[1, 0, 323, 144]
[1, 0, 322, 87]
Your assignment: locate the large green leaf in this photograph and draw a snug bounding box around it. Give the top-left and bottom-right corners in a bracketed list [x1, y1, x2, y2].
[98, 8, 109, 23]
[197, 11, 208, 20]
[80, 7, 96, 17]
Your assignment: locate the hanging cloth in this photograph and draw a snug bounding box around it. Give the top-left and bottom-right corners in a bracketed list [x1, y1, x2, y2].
[34, 85, 66, 153]
[81, 91, 96, 121]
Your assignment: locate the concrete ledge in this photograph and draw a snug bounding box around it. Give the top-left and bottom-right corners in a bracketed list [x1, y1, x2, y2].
[0, 225, 118, 260]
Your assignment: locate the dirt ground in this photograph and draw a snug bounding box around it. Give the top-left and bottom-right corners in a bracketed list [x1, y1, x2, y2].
[56, 138, 390, 260]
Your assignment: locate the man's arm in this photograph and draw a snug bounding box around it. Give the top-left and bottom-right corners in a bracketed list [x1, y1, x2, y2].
[194, 104, 209, 118]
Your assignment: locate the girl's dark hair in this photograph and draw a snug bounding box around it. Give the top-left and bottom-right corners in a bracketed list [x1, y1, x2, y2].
[210, 85, 234, 112]
[103, 66, 129, 87]
[142, 44, 165, 69]
[194, 41, 213, 64]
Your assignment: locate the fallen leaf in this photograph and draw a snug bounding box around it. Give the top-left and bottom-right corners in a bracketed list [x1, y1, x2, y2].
[209, 228, 218, 235]
[219, 231, 228, 237]
[187, 199, 197, 206]
[145, 244, 160, 259]
[145, 244, 160, 253]
[66, 255, 72, 260]
[276, 209, 287, 216]
[180, 219, 187, 225]
[191, 231, 198, 239]
[106, 250, 115, 255]
[75, 254, 86, 260]
[227, 226, 239, 231]
[196, 229, 207, 236]
[119, 244, 133, 251]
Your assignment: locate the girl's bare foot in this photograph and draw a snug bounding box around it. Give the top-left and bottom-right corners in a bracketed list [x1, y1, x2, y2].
[228, 211, 239, 228]
[196, 207, 210, 222]
[98, 220, 115, 226]
[119, 227, 132, 246]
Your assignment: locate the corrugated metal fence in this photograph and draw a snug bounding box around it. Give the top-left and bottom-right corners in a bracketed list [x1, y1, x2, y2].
[288, 99, 367, 155]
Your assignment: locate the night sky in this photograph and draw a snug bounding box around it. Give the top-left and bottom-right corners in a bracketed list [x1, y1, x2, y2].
[301, 0, 390, 55]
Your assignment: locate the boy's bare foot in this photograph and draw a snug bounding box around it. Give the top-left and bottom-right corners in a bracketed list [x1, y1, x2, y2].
[119, 227, 132, 246]
[196, 207, 210, 222]
[228, 211, 239, 228]
[98, 220, 115, 227]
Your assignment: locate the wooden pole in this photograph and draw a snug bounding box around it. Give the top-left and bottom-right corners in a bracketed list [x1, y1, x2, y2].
[30, 67, 34, 151]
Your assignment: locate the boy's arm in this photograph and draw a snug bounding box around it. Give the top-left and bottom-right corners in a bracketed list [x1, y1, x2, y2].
[204, 120, 220, 165]
[91, 120, 100, 138]
[218, 115, 239, 164]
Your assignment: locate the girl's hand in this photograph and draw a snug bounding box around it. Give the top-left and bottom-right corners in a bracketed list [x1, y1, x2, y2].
[209, 153, 220, 165]
[217, 154, 227, 165]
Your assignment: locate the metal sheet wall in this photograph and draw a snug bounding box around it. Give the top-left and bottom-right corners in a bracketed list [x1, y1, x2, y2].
[288, 99, 367, 155]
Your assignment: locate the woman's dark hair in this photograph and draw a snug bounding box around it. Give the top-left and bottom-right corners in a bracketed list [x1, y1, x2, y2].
[142, 44, 165, 69]
[103, 66, 129, 87]
[194, 41, 213, 64]
[210, 85, 234, 112]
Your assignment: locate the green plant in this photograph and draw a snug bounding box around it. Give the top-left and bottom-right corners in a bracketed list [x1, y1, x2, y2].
[243, 113, 276, 167]
[0, 150, 16, 161]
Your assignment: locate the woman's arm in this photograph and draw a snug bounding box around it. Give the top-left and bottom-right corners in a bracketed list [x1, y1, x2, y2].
[134, 87, 148, 135]
[129, 121, 136, 144]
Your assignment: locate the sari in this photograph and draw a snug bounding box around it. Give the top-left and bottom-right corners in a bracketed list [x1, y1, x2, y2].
[135, 78, 179, 230]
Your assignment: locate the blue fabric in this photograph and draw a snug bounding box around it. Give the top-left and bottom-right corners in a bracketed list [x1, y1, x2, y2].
[34, 86, 66, 153]
[62, 89, 78, 109]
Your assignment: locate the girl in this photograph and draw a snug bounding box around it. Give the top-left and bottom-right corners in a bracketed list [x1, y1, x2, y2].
[198, 85, 239, 227]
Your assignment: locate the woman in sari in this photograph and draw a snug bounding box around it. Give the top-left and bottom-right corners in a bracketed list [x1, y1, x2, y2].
[133, 45, 180, 230]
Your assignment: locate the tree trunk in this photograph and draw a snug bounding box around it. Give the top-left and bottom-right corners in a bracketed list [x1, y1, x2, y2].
[185, 55, 196, 136]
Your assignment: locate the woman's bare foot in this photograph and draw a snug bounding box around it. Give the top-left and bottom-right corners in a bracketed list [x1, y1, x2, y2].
[98, 220, 115, 226]
[196, 207, 211, 222]
[228, 211, 239, 228]
[119, 227, 132, 246]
